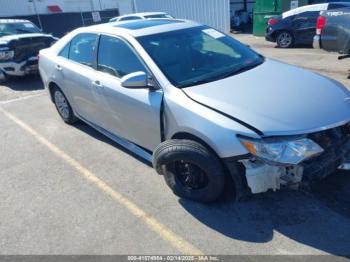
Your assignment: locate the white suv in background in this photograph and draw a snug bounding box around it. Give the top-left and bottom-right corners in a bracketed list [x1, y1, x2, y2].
[109, 12, 173, 23]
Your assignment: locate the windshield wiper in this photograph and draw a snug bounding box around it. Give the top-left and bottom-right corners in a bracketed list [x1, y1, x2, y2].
[179, 60, 264, 88]
[219, 60, 263, 79]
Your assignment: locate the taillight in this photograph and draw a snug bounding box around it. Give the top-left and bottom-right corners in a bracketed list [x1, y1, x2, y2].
[268, 18, 279, 26]
[316, 16, 326, 35]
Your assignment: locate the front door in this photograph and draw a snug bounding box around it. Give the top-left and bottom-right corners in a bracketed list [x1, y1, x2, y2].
[292, 11, 319, 44]
[92, 34, 162, 151]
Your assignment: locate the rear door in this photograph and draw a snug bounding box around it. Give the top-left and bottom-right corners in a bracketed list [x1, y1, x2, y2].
[55, 33, 100, 123]
[292, 11, 320, 44]
[92, 34, 163, 151]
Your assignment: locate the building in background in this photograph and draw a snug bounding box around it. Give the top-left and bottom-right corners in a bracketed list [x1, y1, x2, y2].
[0, 0, 255, 35]
[0, 0, 313, 37]
[134, 0, 231, 32]
[0, 0, 125, 36]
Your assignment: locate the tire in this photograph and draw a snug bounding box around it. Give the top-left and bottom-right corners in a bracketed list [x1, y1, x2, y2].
[276, 31, 294, 48]
[153, 139, 226, 203]
[52, 86, 77, 124]
[0, 71, 8, 84]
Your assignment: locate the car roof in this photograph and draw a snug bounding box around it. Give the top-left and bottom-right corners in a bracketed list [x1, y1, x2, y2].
[0, 19, 31, 24]
[128, 12, 169, 17]
[86, 19, 201, 37]
[282, 3, 329, 18]
[115, 12, 169, 20]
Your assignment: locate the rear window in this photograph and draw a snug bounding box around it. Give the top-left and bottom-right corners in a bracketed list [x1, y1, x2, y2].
[68, 33, 98, 67]
[329, 3, 350, 9]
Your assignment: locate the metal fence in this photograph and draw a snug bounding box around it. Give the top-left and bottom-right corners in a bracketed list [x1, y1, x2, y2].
[1, 9, 119, 37]
[134, 0, 231, 32]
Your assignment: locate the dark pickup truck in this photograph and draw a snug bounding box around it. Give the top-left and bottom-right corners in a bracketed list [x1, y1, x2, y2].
[0, 19, 57, 82]
[313, 7, 350, 54]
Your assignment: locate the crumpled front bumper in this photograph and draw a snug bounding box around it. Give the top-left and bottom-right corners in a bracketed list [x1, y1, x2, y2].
[0, 56, 38, 77]
[226, 123, 350, 196]
[302, 123, 350, 182]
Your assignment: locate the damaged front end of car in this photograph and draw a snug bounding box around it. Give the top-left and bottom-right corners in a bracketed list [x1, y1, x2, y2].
[236, 123, 350, 195]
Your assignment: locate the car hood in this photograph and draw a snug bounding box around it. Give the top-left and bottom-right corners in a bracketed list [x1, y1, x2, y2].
[183, 59, 350, 136]
[0, 33, 55, 44]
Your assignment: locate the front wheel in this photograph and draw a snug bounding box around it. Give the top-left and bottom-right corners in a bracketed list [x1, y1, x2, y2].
[153, 139, 226, 203]
[276, 31, 294, 48]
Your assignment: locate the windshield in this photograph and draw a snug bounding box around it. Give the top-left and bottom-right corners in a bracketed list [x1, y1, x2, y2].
[144, 14, 173, 19]
[0, 22, 41, 37]
[137, 26, 263, 88]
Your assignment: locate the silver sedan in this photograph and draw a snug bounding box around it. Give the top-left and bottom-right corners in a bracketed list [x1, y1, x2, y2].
[39, 19, 350, 202]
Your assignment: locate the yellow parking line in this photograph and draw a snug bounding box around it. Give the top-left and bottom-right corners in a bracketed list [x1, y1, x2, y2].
[0, 107, 203, 255]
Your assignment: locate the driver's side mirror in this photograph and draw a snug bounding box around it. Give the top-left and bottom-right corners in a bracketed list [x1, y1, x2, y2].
[121, 71, 155, 89]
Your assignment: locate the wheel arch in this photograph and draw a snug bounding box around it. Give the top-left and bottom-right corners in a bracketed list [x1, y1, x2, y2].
[48, 81, 60, 102]
[171, 132, 223, 159]
[170, 132, 249, 200]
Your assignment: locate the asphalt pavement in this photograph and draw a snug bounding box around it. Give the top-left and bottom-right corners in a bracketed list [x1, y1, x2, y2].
[0, 36, 350, 258]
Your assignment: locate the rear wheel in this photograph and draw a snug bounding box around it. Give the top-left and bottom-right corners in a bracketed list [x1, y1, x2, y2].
[153, 139, 226, 203]
[0, 70, 8, 83]
[53, 87, 77, 124]
[276, 31, 294, 48]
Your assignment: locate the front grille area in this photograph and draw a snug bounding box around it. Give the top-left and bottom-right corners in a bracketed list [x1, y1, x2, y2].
[10, 37, 53, 63]
[302, 123, 350, 182]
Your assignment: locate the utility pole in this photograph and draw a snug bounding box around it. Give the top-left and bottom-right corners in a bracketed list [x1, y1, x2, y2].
[132, 0, 137, 13]
[29, 0, 43, 30]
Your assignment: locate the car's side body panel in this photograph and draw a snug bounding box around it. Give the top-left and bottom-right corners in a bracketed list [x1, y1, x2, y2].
[163, 87, 259, 158]
[39, 21, 350, 162]
[320, 8, 350, 53]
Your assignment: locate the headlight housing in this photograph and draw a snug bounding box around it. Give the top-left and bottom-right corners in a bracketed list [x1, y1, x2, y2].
[239, 137, 324, 165]
[0, 50, 14, 61]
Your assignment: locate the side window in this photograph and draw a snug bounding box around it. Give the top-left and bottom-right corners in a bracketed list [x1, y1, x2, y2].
[97, 35, 146, 78]
[68, 33, 98, 67]
[58, 43, 70, 58]
[119, 16, 142, 21]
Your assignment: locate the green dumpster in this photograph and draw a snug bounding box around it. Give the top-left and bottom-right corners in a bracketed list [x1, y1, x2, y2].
[253, 0, 309, 36]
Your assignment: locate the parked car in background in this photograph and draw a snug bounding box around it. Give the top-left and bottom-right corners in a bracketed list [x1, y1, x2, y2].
[109, 12, 173, 23]
[0, 19, 57, 82]
[39, 19, 350, 203]
[313, 7, 350, 54]
[265, 2, 350, 48]
[310, 0, 350, 3]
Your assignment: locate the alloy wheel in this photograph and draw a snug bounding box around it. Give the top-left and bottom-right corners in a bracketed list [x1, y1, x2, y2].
[54, 91, 70, 119]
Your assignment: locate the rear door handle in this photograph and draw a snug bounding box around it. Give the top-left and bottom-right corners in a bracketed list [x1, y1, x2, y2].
[92, 80, 104, 92]
[92, 80, 102, 87]
[55, 64, 62, 71]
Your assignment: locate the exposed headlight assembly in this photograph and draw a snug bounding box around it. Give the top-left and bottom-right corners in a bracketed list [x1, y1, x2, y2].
[0, 50, 14, 61]
[239, 137, 324, 165]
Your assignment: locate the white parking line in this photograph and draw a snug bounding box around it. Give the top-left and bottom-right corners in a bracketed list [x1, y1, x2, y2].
[0, 106, 204, 255]
[0, 93, 45, 105]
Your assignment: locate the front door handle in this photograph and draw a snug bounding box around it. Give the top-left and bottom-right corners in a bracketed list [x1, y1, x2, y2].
[55, 64, 62, 71]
